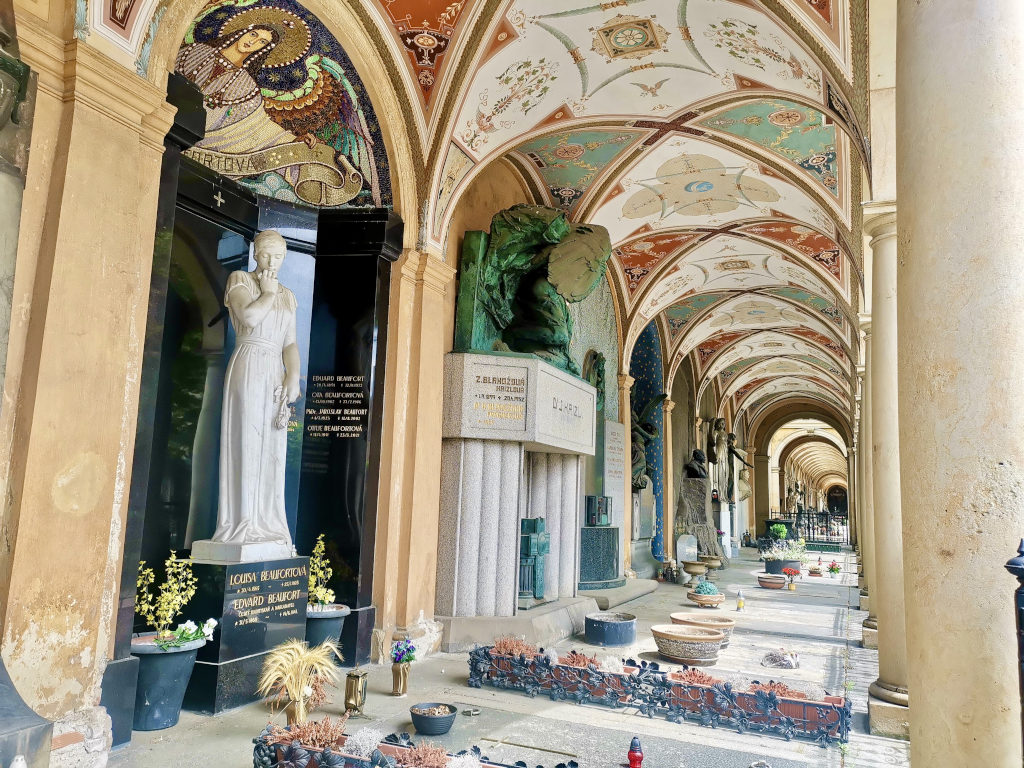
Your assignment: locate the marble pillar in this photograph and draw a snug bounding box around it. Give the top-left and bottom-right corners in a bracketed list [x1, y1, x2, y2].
[898, 1, 1024, 761]
[436, 439, 524, 617]
[661, 399, 676, 559]
[858, 333, 878, 641]
[527, 452, 581, 601]
[753, 454, 770, 535]
[618, 374, 635, 573]
[865, 213, 909, 736]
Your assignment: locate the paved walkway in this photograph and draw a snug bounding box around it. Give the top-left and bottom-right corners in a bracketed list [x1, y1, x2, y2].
[111, 548, 910, 767]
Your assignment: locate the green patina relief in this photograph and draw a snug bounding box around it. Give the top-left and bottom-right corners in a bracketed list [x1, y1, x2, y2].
[454, 205, 611, 376]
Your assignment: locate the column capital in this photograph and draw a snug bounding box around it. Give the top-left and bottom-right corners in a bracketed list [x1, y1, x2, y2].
[859, 314, 873, 338]
[618, 374, 635, 390]
[864, 211, 898, 244]
[399, 250, 456, 296]
[662, 399, 676, 414]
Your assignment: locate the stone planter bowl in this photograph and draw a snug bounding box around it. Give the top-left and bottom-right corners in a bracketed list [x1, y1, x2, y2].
[758, 573, 787, 589]
[698, 555, 722, 569]
[681, 561, 708, 578]
[686, 591, 725, 609]
[651, 624, 724, 666]
[670, 613, 736, 648]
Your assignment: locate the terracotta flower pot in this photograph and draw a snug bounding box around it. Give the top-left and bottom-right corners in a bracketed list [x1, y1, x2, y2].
[758, 573, 787, 589]
[651, 624, 724, 666]
[670, 613, 735, 647]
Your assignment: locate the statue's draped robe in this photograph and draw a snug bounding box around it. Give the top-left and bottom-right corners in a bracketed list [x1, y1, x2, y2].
[215, 271, 296, 546]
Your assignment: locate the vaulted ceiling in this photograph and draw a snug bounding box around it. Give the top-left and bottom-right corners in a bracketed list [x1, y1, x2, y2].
[100, 0, 867, 436]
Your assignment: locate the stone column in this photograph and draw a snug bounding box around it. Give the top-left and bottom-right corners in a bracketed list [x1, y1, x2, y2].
[865, 213, 909, 736]
[858, 330, 878, 643]
[846, 448, 857, 547]
[898, 2, 1024, 761]
[661, 399, 676, 559]
[753, 454, 770, 535]
[618, 373, 635, 573]
[375, 250, 457, 631]
[0, 31, 175, 759]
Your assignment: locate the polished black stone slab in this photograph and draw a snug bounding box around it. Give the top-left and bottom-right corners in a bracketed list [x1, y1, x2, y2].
[340, 605, 376, 666]
[189, 558, 309, 664]
[579, 526, 622, 588]
[99, 656, 138, 747]
[295, 209, 401, 610]
[0, 656, 51, 768]
[184, 651, 267, 715]
[183, 557, 308, 714]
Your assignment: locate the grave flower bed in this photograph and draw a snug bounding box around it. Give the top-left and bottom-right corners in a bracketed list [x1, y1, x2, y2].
[467, 646, 850, 746]
[253, 728, 580, 768]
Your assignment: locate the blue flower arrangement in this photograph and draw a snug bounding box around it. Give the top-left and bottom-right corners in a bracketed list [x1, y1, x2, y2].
[694, 580, 720, 596]
[391, 638, 416, 664]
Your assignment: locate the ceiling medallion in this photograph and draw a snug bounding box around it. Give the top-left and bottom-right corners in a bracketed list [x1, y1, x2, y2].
[716, 259, 753, 271]
[768, 109, 805, 127]
[591, 15, 669, 62]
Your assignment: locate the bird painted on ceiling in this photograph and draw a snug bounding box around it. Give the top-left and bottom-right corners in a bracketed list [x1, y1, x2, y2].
[631, 78, 669, 97]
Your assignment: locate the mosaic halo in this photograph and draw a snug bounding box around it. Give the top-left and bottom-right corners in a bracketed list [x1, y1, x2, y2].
[219, 6, 312, 68]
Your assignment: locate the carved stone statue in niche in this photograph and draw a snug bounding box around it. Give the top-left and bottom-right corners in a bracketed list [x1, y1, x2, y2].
[453, 205, 611, 375]
[631, 391, 668, 490]
[193, 230, 300, 561]
[726, 432, 753, 502]
[684, 449, 708, 478]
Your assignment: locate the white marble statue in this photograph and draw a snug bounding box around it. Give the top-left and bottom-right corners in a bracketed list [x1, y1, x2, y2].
[192, 229, 300, 562]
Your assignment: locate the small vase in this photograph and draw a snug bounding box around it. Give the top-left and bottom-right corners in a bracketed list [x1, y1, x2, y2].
[392, 661, 409, 696]
[787, 582, 796, 591]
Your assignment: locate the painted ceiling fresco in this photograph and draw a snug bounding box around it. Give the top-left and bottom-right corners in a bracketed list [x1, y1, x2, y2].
[695, 98, 846, 209]
[103, 0, 866, 431]
[509, 129, 643, 215]
[373, 0, 477, 108]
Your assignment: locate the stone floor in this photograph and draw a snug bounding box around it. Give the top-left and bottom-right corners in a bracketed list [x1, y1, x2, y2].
[111, 548, 910, 768]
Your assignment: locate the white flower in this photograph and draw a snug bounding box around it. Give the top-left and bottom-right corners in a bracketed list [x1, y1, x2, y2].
[181, 620, 198, 634]
[343, 726, 387, 758]
[204, 618, 218, 628]
[302, 685, 313, 698]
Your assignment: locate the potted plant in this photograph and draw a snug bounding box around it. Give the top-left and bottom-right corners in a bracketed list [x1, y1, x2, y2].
[305, 533, 351, 648]
[762, 542, 787, 574]
[827, 560, 842, 578]
[131, 551, 217, 730]
[769, 523, 788, 541]
[783, 567, 800, 590]
[257, 639, 343, 725]
[687, 579, 725, 608]
[391, 638, 416, 696]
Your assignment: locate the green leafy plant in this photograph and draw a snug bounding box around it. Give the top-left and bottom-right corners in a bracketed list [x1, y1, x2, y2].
[308, 533, 336, 607]
[769, 523, 788, 540]
[135, 551, 200, 642]
[695, 580, 720, 595]
[258, 639, 343, 725]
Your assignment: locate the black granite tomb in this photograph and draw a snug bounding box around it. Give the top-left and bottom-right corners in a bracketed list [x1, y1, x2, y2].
[183, 557, 309, 714]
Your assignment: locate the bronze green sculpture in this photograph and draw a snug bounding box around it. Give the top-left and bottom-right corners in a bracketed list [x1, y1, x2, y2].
[454, 205, 611, 375]
[631, 391, 668, 490]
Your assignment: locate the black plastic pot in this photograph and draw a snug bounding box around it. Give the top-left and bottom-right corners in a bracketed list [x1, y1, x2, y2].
[764, 559, 784, 574]
[409, 702, 457, 735]
[130, 635, 205, 731]
[305, 604, 351, 650]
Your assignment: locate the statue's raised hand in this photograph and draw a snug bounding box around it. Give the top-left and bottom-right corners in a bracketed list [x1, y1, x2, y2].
[257, 269, 279, 296]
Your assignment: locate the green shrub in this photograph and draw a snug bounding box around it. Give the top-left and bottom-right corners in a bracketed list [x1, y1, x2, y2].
[695, 580, 720, 595]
